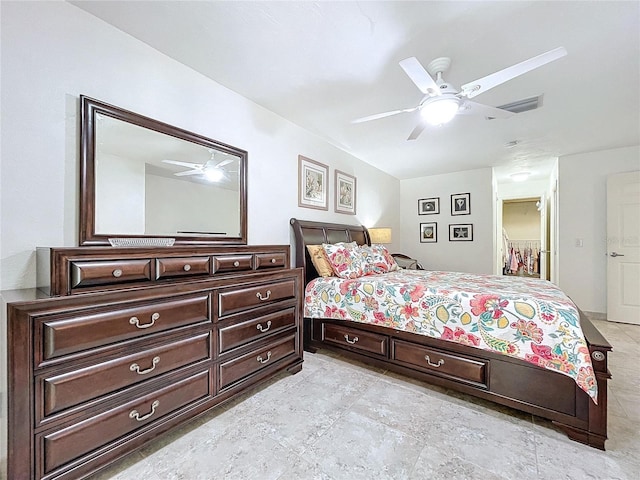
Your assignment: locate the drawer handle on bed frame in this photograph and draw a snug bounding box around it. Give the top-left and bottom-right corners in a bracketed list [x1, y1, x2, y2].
[344, 334, 359, 344]
[256, 290, 271, 301]
[257, 351, 272, 364]
[129, 312, 160, 329]
[129, 400, 159, 422]
[130, 356, 160, 375]
[256, 320, 272, 333]
[424, 355, 445, 368]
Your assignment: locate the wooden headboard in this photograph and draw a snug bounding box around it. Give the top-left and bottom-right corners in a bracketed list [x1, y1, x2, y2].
[290, 218, 370, 285]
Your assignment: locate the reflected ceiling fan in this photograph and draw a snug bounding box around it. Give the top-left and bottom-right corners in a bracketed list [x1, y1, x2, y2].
[162, 150, 235, 182]
[353, 47, 567, 140]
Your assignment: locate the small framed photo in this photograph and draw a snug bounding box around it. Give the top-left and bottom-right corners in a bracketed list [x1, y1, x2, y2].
[420, 222, 437, 243]
[418, 197, 440, 215]
[451, 193, 471, 215]
[298, 155, 328, 210]
[449, 224, 473, 241]
[335, 170, 357, 215]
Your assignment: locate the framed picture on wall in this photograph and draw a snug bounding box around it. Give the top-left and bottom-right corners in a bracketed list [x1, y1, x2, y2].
[418, 197, 440, 215]
[449, 224, 473, 241]
[335, 170, 357, 214]
[298, 155, 328, 210]
[451, 193, 471, 215]
[419, 222, 437, 243]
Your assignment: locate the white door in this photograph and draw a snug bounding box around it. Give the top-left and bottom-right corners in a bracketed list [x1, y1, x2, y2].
[607, 171, 640, 324]
[539, 196, 548, 281]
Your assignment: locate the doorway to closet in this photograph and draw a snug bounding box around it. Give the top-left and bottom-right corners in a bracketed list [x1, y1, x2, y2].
[500, 197, 550, 281]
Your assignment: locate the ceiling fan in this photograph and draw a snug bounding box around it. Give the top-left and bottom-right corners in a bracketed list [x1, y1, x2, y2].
[162, 151, 235, 182]
[353, 47, 567, 140]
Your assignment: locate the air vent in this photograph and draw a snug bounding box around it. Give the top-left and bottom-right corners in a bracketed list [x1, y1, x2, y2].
[486, 95, 543, 119]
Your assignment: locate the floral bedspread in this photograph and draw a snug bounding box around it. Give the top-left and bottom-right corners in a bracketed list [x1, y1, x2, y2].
[304, 270, 597, 402]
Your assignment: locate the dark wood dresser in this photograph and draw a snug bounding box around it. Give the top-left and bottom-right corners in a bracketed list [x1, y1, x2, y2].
[5, 245, 303, 480]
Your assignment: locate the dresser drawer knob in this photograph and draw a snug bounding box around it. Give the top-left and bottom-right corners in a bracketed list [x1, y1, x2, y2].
[344, 334, 359, 344]
[256, 320, 272, 333]
[424, 355, 444, 368]
[256, 290, 271, 301]
[112, 269, 123, 278]
[129, 400, 159, 422]
[257, 351, 272, 364]
[129, 312, 160, 329]
[233, 261, 240, 267]
[183, 264, 192, 272]
[130, 356, 160, 375]
[271, 258, 277, 264]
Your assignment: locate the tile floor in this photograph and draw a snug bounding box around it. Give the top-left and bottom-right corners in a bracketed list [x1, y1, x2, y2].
[90, 319, 639, 480]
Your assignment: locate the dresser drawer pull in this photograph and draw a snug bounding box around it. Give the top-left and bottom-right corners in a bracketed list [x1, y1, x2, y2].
[257, 351, 272, 364]
[424, 355, 444, 368]
[129, 312, 160, 329]
[271, 258, 277, 264]
[129, 356, 160, 375]
[256, 320, 272, 333]
[233, 261, 240, 267]
[183, 264, 191, 272]
[344, 334, 359, 344]
[256, 290, 271, 301]
[112, 269, 123, 278]
[129, 400, 159, 422]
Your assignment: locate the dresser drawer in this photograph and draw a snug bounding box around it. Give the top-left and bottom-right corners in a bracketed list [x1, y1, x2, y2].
[212, 255, 253, 273]
[254, 252, 286, 270]
[155, 256, 211, 280]
[39, 332, 211, 419]
[218, 307, 296, 354]
[70, 259, 152, 289]
[392, 340, 488, 387]
[218, 279, 296, 317]
[323, 323, 388, 357]
[218, 334, 296, 389]
[38, 370, 211, 476]
[39, 293, 210, 363]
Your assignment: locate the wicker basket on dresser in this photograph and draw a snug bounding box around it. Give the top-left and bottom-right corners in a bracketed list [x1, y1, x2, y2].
[5, 245, 303, 480]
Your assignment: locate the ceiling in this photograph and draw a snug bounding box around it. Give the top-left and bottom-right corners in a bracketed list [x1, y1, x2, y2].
[71, 1, 640, 183]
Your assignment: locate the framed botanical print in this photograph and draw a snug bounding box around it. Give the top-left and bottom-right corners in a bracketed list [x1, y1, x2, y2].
[298, 155, 328, 210]
[451, 193, 471, 215]
[335, 170, 356, 215]
[418, 197, 440, 215]
[419, 222, 437, 243]
[449, 224, 473, 241]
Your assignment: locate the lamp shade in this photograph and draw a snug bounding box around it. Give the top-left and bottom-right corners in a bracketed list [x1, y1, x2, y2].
[369, 227, 392, 244]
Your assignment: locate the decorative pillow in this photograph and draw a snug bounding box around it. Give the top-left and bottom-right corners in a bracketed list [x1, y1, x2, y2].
[322, 242, 365, 279]
[360, 244, 399, 275]
[306, 245, 335, 277]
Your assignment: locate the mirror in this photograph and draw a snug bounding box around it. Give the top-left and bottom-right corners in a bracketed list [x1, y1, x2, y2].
[80, 95, 247, 246]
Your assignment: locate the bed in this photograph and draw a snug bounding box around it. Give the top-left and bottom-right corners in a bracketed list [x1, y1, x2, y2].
[290, 218, 612, 450]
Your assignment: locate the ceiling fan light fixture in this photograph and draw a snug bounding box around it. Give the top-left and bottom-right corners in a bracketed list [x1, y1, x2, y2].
[420, 97, 460, 126]
[203, 167, 224, 182]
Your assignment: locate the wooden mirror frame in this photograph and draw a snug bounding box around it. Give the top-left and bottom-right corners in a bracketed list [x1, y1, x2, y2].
[79, 95, 247, 246]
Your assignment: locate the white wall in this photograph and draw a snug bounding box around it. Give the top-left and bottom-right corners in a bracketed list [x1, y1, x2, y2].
[558, 145, 640, 313]
[400, 168, 494, 274]
[0, 1, 400, 290]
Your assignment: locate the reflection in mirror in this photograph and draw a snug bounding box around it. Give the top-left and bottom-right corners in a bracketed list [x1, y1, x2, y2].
[80, 96, 247, 245]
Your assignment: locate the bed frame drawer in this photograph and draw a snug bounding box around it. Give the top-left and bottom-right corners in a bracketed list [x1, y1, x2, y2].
[322, 323, 388, 357]
[392, 340, 488, 388]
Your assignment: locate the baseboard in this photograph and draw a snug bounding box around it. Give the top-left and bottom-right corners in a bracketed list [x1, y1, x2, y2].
[583, 311, 607, 321]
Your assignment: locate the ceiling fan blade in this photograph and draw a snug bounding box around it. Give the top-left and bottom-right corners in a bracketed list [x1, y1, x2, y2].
[457, 100, 515, 119]
[162, 160, 201, 169]
[174, 169, 202, 176]
[407, 122, 427, 141]
[399, 57, 441, 96]
[352, 107, 417, 124]
[461, 47, 567, 99]
[215, 158, 234, 168]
